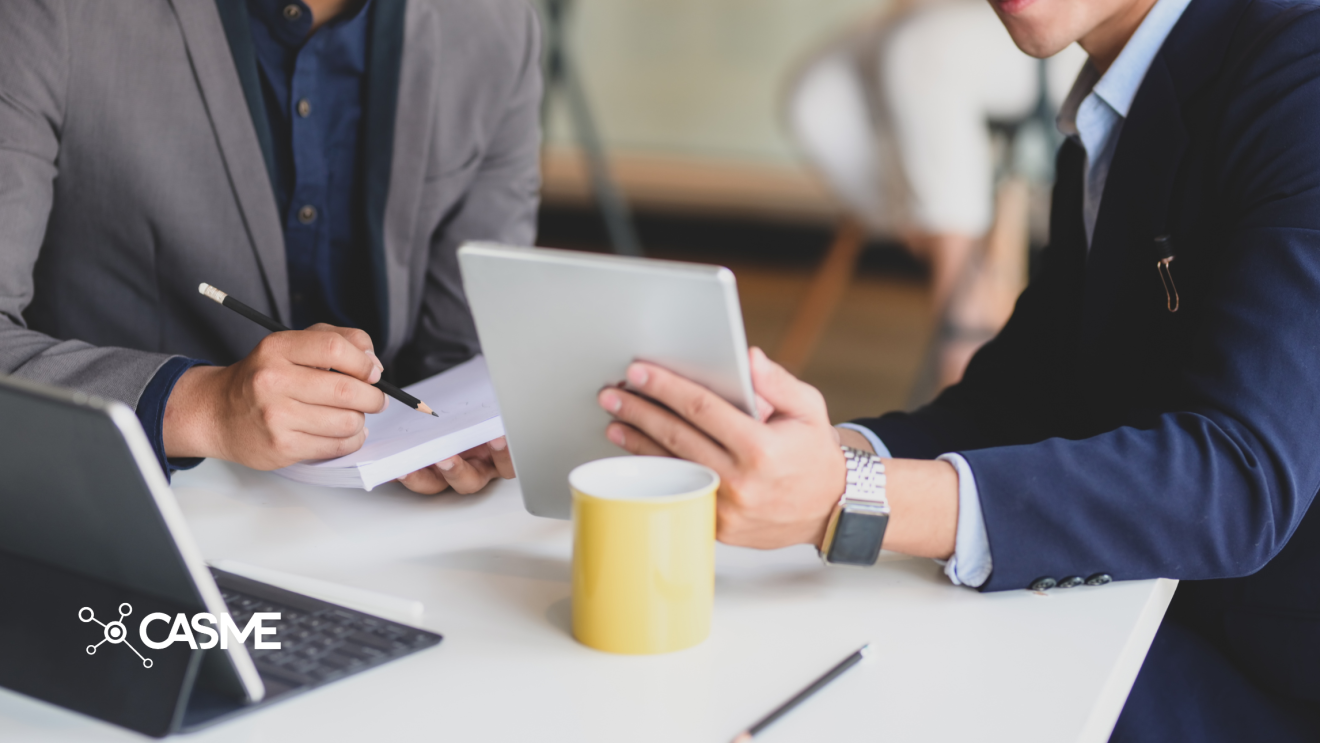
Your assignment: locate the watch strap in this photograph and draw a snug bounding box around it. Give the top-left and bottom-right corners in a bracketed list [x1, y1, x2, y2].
[820, 446, 890, 567]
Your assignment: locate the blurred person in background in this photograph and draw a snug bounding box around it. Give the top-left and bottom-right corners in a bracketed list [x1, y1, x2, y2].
[790, 0, 1084, 385]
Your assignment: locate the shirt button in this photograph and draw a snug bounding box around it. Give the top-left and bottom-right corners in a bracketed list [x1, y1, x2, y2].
[1028, 577, 1057, 592]
[1057, 576, 1084, 589]
[297, 205, 317, 224]
[1085, 573, 1113, 586]
[297, 99, 312, 118]
[282, 4, 302, 21]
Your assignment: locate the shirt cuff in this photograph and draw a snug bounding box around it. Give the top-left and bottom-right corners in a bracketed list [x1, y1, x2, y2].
[936, 453, 993, 588]
[837, 423, 893, 458]
[135, 357, 210, 479]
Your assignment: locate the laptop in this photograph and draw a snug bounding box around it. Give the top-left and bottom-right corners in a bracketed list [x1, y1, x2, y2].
[0, 375, 441, 737]
[458, 242, 758, 519]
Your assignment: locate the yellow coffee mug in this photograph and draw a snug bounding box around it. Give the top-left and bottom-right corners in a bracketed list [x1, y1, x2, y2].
[570, 456, 718, 654]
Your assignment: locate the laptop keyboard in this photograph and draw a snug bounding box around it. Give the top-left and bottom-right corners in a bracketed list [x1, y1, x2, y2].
[213, 569, 441, 690]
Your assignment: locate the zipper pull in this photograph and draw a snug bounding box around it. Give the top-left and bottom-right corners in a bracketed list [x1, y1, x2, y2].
[1153, 234, 1179, 313]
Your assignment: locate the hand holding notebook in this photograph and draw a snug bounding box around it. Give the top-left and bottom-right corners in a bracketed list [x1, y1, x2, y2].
[196, 284, 507, 492]
[275, 356, 504, 490]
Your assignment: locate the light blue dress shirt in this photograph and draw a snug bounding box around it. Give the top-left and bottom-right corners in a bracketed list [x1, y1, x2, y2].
[840, 0, 1193, 588]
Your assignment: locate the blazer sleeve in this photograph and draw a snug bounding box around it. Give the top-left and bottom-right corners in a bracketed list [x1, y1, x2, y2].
[0, 0, 176, 407]
[959, 17, 1320, 591]
[393, 0, 542, 381]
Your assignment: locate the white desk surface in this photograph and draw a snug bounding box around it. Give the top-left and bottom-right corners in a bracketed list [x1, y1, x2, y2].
[0, 460, 1175, 742]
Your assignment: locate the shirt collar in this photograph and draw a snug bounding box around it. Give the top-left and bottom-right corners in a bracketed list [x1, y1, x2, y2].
[1057, 0, 1193, 134]
[247, 0, 372, 49]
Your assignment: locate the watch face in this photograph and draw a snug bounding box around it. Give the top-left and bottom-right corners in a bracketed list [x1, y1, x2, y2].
[826, 509, 888, 567]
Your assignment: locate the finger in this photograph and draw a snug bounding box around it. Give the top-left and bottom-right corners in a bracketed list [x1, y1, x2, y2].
[279, 365, 388, 414]
[754, 393, 775, 423]
[273, 398, 367, 438]
[621, 361, 762, 447]
[435, 454, 497, 495]
[272, 328, 382, 384]
[305, 323, 374, 355]
[749, 347, 828, 422]
[307, 323, 384, 374]
[264, 428, 367, 468]
[606, 422, 675, 457]
[488, 437, 516, 479]
[398, 465, 453, 495]
[598, 387, 734, 470]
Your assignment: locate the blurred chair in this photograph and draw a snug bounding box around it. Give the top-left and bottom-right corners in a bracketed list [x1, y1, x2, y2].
[777, 19, 889, 376]
[778, 1, 1084, 394]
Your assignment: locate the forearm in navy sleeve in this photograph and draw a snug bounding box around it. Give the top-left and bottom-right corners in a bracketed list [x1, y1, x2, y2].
[135, 357, 209, 478]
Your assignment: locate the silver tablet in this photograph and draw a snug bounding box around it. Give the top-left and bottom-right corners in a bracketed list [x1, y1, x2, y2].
[459, 243, 756, 519]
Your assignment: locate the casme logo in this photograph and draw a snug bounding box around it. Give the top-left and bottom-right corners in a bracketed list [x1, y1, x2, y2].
[80, 602, 281, 669]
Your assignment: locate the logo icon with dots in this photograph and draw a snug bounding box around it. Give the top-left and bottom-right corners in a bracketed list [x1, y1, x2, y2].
[79, 603, 153, 669]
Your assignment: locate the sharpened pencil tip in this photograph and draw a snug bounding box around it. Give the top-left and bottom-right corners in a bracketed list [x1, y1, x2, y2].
[417, 401, 437, 416]
[431, 411, 439, 417]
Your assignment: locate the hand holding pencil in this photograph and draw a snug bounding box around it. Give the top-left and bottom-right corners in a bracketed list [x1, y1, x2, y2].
[162, 290, 394, 470]
[198, 284, 438, 416]
[163, 283, 513, 494]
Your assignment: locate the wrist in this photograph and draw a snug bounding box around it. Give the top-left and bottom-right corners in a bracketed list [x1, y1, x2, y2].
[163, 365, 227, 460]
[880, 458, 958, 559]
[836, 426, 876, 454]
[809, 444, 850, 549]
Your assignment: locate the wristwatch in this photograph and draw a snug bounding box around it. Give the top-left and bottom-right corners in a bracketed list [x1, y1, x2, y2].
[819, 446, 890, 567]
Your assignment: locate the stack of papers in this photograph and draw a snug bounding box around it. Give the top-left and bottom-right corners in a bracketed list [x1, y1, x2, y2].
[276, 356, 503, 490]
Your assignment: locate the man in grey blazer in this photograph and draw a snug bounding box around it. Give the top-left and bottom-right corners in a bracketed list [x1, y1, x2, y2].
[0, 0, 540, 494]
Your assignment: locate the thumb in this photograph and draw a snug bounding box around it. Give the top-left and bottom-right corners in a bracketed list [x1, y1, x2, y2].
[750, 347, 828, 422]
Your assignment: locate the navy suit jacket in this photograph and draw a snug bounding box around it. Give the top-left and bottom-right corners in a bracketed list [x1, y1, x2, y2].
[854, 0, 1320, 704]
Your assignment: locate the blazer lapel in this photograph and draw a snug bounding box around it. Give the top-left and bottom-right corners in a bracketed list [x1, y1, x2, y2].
[1078, 0, 1254, 345]
[377, 0, 443, 360]
[364, 0, 406, 350]
[1079, 56, 1188, 346]
[212, 0, 282, 203]
[170, 0, 290, 324]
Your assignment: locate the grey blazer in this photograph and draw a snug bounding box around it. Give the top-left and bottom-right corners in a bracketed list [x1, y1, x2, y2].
[0, 0, 541, 407]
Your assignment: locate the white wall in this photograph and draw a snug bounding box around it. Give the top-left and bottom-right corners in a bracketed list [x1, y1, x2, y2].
[544, 0, 885, 167]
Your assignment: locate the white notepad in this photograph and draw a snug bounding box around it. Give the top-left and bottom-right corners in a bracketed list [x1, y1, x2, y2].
[275, 356, 504, 490]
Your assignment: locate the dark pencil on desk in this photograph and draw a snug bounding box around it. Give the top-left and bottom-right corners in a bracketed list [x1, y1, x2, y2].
[198, 283, 438, 417]
[731, 643, 871, 743]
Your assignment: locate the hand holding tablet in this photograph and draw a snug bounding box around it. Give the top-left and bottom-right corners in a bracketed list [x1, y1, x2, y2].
[460, 243, 759, 519]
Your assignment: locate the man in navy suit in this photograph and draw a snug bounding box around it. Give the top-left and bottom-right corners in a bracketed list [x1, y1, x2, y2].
[595, 0, 1320, 737]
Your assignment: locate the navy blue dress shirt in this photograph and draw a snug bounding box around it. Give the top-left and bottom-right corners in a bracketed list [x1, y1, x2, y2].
[247, 0, 377, 335]
[136, 0, 378, 476]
